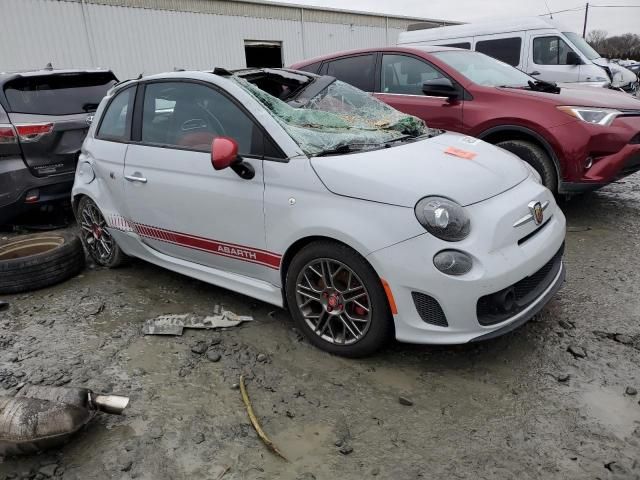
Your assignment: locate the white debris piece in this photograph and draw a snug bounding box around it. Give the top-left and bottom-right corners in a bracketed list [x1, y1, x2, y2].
[143, 307, 253, 336]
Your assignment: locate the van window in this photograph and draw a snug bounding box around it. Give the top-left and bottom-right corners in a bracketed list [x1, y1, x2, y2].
[381, 54, 446, 95]
[439, 42, 471, 50]
[533, 36, 575, 65]
[475, 37, 522, 66]
[324, 55, 375, 92]
[563, 32, 600, 60]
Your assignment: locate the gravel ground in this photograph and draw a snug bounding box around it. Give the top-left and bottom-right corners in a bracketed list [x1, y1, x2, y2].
[1, 176, 640, 480]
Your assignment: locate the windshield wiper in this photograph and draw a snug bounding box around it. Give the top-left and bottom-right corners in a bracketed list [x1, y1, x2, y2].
[527, 79, 561, 94]
[82, 102, 100, 112]
[314, 144, 361, 157]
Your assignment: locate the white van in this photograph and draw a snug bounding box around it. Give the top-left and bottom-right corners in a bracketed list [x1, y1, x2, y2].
[398, 17, 638, 93]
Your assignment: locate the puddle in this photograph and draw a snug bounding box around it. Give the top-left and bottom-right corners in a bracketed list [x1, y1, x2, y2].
[581, 384, 640, 439]
[271, 423, 332, 462]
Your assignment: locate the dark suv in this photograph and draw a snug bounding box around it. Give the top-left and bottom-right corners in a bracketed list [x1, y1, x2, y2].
[0, 67, 117, 224]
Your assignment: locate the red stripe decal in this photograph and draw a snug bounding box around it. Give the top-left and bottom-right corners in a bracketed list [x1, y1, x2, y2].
[110, 217, 281, 269]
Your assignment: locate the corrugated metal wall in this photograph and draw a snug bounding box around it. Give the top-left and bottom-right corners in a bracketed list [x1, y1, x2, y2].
[0, 0, 441, 78]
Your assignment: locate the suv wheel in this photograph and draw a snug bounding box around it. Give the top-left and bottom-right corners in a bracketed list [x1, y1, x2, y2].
[285, 241, 393, 357]
[77, 197, 126, 268]
[496, 140, 558, 193]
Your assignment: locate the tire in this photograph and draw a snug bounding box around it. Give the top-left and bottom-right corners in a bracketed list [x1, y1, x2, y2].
[496, 140, 558, 193]
[285, 241, 393, 357]
[0, 232, 85, 294]
[77, 196, 126, 268]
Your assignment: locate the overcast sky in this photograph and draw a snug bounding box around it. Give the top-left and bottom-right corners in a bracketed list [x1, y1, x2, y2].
[270, 0, 640, 36]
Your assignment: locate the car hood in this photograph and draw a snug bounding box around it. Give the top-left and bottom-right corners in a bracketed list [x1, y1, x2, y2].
[310, 132, 529, 207]
[501, 84, 640, 109]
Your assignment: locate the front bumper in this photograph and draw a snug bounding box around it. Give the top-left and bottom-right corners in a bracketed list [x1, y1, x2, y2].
[367, 179, 566, 345]
[552, 116, 640, 191]
[0, 156, 74, 224]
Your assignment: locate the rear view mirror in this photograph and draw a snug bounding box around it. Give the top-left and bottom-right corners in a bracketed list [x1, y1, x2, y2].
[566, 51, 582, 66]
[211, 137, 239, 170]
[422, 78, 459, 100]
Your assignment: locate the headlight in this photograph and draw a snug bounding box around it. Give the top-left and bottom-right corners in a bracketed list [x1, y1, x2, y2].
[522, 161, 542, 184]
[557, 106, 621, 126]
[415, 196, 470, 242]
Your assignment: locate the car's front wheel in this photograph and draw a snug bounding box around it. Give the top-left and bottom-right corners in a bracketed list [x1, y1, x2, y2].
[77, 196, 126, 268]
[285, 241, 393, 357]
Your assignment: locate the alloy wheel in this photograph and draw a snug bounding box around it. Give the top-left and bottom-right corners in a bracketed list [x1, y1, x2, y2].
[80, 202, 114, 263]
[295, 258, 372, 345]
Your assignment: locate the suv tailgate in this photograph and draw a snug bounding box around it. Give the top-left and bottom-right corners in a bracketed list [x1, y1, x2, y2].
[3, 71, 116, 177]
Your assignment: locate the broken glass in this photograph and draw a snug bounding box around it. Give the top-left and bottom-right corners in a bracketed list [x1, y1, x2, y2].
[233, 76, 429, 156]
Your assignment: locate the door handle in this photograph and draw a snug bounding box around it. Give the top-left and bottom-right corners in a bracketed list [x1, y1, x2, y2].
[125, 173, 147, 183]
[528, 71, 541, 76]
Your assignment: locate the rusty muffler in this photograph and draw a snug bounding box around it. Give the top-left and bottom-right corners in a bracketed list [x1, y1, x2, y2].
[0, 385, 129, 457]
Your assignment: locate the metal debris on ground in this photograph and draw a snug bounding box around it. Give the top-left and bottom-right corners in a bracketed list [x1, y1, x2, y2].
[239, 374, 288, 461]
[0, 385, 129, 457]
[143, 306, 253, 336]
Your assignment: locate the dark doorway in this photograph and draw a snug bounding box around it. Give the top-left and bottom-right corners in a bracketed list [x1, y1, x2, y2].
[244, 41, 283, 68]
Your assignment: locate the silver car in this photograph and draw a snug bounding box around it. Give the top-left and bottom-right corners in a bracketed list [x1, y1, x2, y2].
[73, 68, 565, 357]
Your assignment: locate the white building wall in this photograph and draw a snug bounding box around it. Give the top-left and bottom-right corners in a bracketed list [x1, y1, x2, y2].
[0, 0, 439, 78]
[84, 3, 306, 76]
[0, 0, 94, 72]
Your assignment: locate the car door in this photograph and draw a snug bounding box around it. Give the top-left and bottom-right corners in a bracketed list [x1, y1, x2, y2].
[123, 80, 274, 279]
[374, 53, 463, 131]
[86, 84, 136, 217]
[527, 33, 582, 83]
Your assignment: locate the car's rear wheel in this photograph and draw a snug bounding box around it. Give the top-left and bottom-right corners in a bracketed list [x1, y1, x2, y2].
[77, 197, 126, 268]
[285, 241, 393, 357]
[496, 140, 558, 193]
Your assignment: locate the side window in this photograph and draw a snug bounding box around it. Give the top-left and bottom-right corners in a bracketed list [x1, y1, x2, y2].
[381, 54, 446, 95]
[97, 87, 133, 141]
[439, 42, 471, 49]
[141, 82, 263, 156]
[297, 61, 322, 74]
[533, 36, 574, 65]
[475, 37, 522, 66]
[325, 55, 375, 92]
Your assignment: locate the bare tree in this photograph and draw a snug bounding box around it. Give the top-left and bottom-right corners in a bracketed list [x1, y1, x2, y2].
[587, 29, 608, 54]
[587, 30, 640, 60]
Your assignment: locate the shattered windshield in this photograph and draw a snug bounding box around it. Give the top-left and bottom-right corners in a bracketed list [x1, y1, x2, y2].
[233, 76, 429, 156]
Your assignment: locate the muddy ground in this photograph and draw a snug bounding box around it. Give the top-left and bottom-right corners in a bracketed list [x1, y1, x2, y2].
[1, 177, 640, 480]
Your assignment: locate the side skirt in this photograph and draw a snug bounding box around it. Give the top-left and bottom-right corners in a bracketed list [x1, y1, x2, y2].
[109, 229, 284, 308]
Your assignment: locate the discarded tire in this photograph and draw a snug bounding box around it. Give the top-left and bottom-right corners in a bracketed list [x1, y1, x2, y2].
[0, 232, 85, 294]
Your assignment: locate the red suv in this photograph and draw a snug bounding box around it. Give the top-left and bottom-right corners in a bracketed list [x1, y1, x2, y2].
[291, 47, 640, 194]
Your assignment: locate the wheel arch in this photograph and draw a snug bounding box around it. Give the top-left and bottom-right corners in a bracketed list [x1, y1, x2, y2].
[478, 125, 562, 183]
[279, 235, 396, 315]
[71, 193, 87, 219]
[280, 235, 375, 289]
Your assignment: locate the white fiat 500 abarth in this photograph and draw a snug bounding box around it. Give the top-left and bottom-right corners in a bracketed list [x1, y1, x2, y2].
[72, 68, 566, 357]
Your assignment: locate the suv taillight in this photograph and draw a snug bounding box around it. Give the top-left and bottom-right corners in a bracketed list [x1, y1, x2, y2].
[14, 123, 54, 143]
[0, 124, 17, 144]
